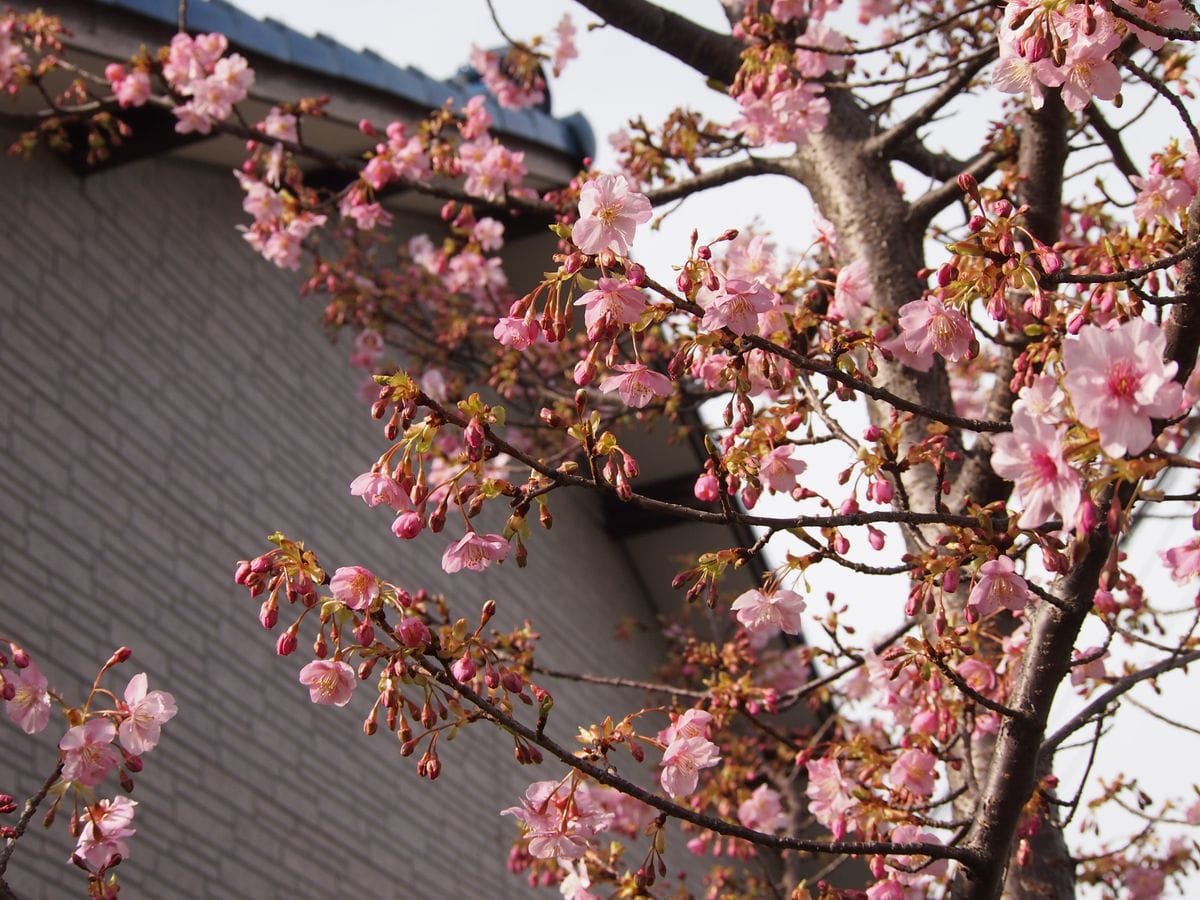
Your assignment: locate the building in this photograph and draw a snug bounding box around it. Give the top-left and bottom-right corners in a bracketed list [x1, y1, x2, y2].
[0, 1, 761, 896]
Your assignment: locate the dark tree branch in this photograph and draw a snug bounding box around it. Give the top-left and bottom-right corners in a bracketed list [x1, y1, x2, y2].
[1040, 647, 1200, 756]
[643, 155, 797, 206]
[1083, 103, 1141, 185]
[427, 654, 981, 862]
[572, 0, 744, 84]
[867, 48, 997, 158]
[907, 149, 1008, 228]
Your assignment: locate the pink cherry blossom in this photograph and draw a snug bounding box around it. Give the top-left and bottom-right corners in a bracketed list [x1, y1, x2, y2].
[574, 277, 647, 340]
[737, 784, 788, 831]
[660, 734, 720, 797]
[73, 796, 136, 871]
[833, 258, 872, 322]
[730, 587, 806, 635]
[297, 659, 356, 707]
[957, 658, 997, 694]
[494, 315, 541, 349]
[658, 707, 713, 746]
[758, 445, 807, 493]
[118, 673, 177, 756]
[329, 566, 379, 611]
[991, 407, 1081, 529]
[597, 363, 673, 409]
[1063, 319, 1183, 457]
[472, 216, 505, 252]
[5, 661, 50, 734]
[805, 757, 858, 839]
[260, 106, 297, 143]
[886, 824, 949, 882]
[59, 719, 119, 787]
[967, 556, 1030, 618]
[1161, 537, 1200, 582]
[350, 471, 408, 510]
[552, 15, 578, 76]
[571, 174, 652, 256]
[700, 277, 775, 335]
[1070, 646, 1109, 687]
[502, 780, 612, 860]
[897, 297, 973, 363]
[441, 531, 510, 573]
[889, 748, 937, 798]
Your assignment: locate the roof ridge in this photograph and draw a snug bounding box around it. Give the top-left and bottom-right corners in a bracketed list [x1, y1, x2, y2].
[90, 0, 594, 158]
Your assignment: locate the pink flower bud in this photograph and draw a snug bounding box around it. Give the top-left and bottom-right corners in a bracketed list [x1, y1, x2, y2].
[873, 477, 894, 503]
[626, 263, 646, 286]
[464, 416, 485, 450]
[358, 118, 377, 135]
[1093, 589, 1118, 615]
[694, 473, 719, 503]
[676, 271, 693, 294]
[234, 560, 253, 585]
[968, 214, 987, 232]
[992, 199, 1013, 217]
[276, 629, 298, 656]
[834, 533, 850, 555]
[0, 795, 15, 815]
[391, 510, 424, 540]
[354, 620, 375, 646]
[104, 63, 126, 83]
[451, 656, 477, 682]
[396, 616, 431, 649]
[500, 669, 524, 693]
[573, 359, 594, 386]
[259, 599, 278, 630]
[936, 262, 957, 287]
[942, 568, 960, 593]
[106, 647, 132, 667]
[868, 526, 886, 551]
[10, 646, 29, 669]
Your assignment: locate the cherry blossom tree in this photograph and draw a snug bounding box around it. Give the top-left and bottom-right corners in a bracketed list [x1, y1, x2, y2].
[3, 0, 1200, 897]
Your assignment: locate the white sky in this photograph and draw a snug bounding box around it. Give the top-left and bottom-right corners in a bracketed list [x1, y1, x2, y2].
[222, 2, 1200, 893]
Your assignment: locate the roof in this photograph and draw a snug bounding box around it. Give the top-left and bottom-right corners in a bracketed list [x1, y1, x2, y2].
[89, 0, 595, 159]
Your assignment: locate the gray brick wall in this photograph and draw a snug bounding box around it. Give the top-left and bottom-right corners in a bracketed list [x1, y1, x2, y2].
[0, 145, 672, 898]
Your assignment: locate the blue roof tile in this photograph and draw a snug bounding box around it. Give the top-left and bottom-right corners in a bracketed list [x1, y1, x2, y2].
[90, 0, 593, 159]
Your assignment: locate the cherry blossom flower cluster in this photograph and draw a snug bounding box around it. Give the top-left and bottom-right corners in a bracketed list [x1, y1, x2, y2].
[994, 0, 1189, 111]
[158, 33, 254, 133]
[2, 643, 175, 894]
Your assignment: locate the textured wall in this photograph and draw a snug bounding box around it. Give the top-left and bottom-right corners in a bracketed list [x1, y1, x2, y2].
[0, 146, 670, 898]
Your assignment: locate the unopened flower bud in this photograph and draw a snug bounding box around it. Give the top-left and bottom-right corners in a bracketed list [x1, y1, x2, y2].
[500, 669, 524, 693]
[451, 656, 477, 682]
[0, 795, 15, 815]
[694, 473, 719, 503]
[106, 647, 132, 668]
[275, 628, 298, 657]
[625, 263, 646, 286]
[968, 214, 987, 232]
[391, 510, 424, 540]
[396, 616, 431, 649]
[942, 568, 960, 593]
